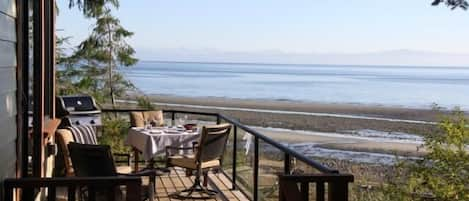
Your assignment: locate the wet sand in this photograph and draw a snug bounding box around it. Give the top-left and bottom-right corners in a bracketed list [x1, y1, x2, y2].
[253, 127, 426, 157]
[119, 94, 444, 156]
[134, 94, 442, 136]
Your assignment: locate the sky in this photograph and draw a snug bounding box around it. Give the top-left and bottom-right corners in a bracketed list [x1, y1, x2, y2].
[57, 0, 469, 65]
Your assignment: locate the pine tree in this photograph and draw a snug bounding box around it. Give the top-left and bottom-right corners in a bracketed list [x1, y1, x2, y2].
[431, 0, 468, 9]
[74, 8, 138, 106]
[67, 0, 119, 17]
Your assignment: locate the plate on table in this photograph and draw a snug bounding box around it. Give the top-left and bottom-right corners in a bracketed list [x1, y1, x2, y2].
[186, 128, 198, 133]
[149, 130, 162, 134]
[165, 129, 181, 134]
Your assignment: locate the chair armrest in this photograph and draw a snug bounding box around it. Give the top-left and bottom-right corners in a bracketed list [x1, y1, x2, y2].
[113, 153, 131, 166]
[165, 146, 196, 150]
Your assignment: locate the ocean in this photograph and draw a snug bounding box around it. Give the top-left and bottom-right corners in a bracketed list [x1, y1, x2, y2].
[121, 61, 469, 110]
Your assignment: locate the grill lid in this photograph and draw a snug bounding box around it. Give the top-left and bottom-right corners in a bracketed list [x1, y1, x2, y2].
[56, 95, 100, 118]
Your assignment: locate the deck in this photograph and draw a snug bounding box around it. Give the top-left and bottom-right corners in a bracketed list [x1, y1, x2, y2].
[52, 168, 249, 201]
[155, 168, 249, 201]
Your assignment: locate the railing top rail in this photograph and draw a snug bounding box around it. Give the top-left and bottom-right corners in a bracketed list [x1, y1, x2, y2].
[101, 108, 220, 117]
[163, 109, 219, 117]
[217, 113, 338, 174]
[101, 108, 149, 112]
[101, 108, 339, 174]
[278, 173, 354, 182]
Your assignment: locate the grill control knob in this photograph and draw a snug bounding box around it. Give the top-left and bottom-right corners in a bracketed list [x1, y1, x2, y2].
[75, 120, 80, 125]
[90, 120, 95, 124]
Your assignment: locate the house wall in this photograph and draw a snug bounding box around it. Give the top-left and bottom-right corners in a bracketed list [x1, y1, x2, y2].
[0, 0, 18, 188]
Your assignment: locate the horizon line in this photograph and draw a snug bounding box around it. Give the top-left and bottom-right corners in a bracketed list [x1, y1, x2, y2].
[136, 59, 469, 69]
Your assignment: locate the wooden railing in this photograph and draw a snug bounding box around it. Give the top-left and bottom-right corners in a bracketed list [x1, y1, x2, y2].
[102, 108, 355, 201]
[278, 174, 354, 201]
[3, 176, 141, 201]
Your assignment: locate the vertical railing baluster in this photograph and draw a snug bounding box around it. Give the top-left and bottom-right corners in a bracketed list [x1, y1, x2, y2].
[316, 182, 325, 201]
[284, 153, 291, 175]
[216, 115, 221, 124]
[232, 125, 237, 190]
[328, 181, 349, 201]
[68, 186, 76, 201]
[126, 180, 142, 201]
[254, 136, 259, 201]
[89, 186, 96, 201]
[171, 112, 175, 126]
[4, 185, 13, 201]
[301, 182, 309, 201]
[47, 187, 56, 201]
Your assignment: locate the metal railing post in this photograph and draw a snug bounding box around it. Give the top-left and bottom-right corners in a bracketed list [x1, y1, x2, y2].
[232, 126, 237, 190]
[254, 136, 259, 201]
[284, 153, 291, 175]
[171, 112, 175, 126]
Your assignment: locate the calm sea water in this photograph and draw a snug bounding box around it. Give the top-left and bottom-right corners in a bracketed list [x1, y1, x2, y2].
[121, 61, 469, 110]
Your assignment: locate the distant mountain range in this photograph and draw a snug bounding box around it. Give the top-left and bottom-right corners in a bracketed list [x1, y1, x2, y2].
[136, 48, 469, 67]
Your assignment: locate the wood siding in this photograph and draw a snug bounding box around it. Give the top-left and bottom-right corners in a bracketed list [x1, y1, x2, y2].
[0, 0, 17, 192]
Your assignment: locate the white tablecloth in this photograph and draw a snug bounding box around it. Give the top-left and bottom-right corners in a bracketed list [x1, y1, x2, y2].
[125, 127, 200, 161]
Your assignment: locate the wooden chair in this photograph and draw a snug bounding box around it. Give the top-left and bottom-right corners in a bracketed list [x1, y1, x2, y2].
[130, 111, 164, 127]
[68, 142, 158, 201]
[166, 123, 232, 199]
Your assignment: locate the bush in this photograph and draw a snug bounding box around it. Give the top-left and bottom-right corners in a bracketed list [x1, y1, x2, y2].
[99, 116, 131, 154]
[385, 110, 469, 201]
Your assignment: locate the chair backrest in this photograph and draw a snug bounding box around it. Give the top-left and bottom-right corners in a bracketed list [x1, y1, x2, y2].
[56, 129, 75, 176]
[130, 110, 164, 127]
[68, 125, 98, 144]
[68, 142, 118, 177]
[196, 123, 232, 163]
[56, 125, 99, 176]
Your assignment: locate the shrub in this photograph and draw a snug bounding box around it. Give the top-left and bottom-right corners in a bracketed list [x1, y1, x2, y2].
[385, 110, 469, 201]
[98, 116, 131, 154]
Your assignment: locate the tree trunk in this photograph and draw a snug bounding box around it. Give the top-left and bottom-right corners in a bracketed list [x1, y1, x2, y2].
[107, 23, 116, 108]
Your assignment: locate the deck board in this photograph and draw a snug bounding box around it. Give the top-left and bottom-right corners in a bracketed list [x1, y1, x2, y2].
[53, 167, 249, 201]
[151, 168, 248, 201]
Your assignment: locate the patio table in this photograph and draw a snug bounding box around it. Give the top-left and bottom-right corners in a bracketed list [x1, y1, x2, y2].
[126, 127, 200, 161]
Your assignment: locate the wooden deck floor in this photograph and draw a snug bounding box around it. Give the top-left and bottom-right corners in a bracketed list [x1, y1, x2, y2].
[55, 167, 248, 201]
[155, 168, 249, 201]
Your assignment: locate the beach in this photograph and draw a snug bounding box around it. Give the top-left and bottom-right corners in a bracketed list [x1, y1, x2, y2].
[121, 94, 443, 157]
[140, 94, 441, 135]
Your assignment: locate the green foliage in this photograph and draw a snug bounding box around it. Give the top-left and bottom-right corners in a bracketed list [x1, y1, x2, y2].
[67, 0, 119, 17]
[98, 116, 131, 154]
[55, 36, 84, 96]
[385, 110, 469, 201]
[136, 96, 155, 110]
[432, 0, 469, 10]
[73, 8, 138, 106]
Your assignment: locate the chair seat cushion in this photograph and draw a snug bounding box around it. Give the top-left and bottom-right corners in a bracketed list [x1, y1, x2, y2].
[116, 166, 132, 174]
[168, 154, 220, 169]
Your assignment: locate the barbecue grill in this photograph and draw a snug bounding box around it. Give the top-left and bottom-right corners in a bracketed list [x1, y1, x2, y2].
[56, 95, 102, 127]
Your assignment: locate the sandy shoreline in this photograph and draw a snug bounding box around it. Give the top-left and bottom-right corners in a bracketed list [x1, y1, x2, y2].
[118, 94, 444, 157]
[143, 94, 444, 122]
[124, 94, 441, 137]
[253, 127, 426, 157]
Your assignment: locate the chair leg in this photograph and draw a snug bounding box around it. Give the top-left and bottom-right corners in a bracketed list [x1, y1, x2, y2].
[150, 175, 156, 195]
[203, 171, 208, 187]
[171, 169, 218, 200]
